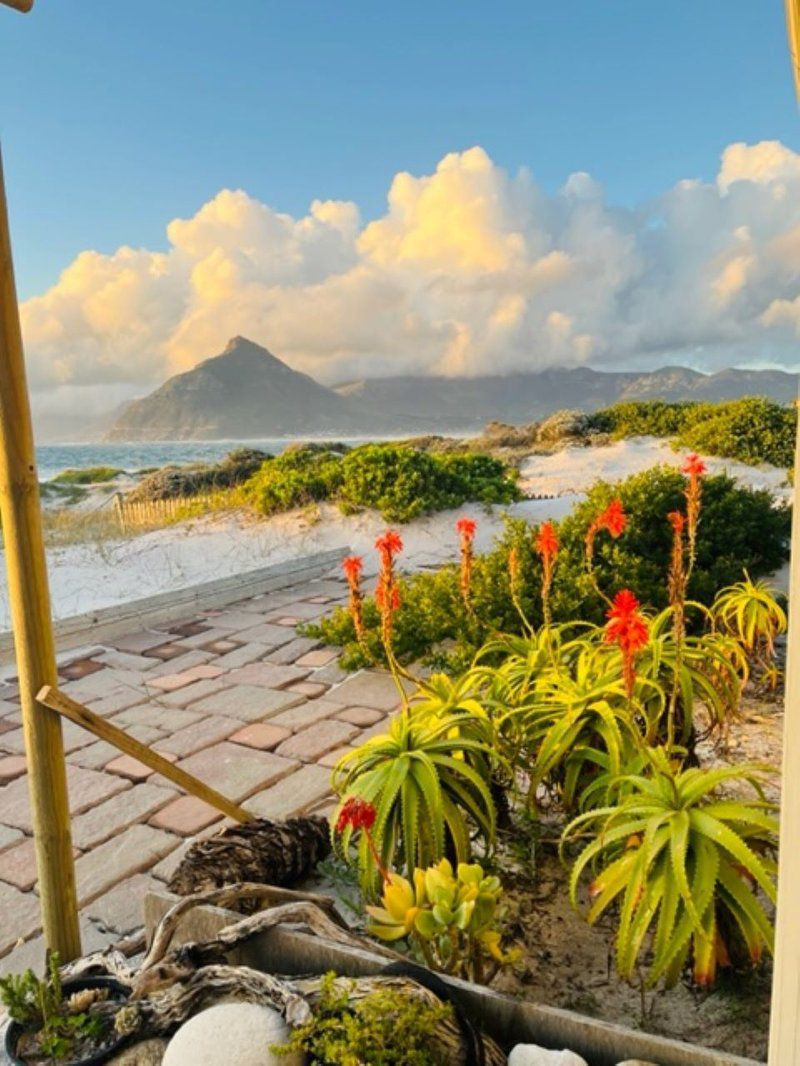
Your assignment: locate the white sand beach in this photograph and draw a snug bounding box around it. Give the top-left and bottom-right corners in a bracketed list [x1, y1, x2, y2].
[0, 437, 790, 632]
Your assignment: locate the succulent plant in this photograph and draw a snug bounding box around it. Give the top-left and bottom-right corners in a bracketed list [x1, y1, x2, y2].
[366, 859, 518, 983]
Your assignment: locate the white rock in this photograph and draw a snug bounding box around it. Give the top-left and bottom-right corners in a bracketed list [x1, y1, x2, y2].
[508, 1047, 588, 1066]
[163, 1002, 303, 1066]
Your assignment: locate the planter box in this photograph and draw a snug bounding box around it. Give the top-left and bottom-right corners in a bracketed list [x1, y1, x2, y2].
[144, 891, 764, 1066]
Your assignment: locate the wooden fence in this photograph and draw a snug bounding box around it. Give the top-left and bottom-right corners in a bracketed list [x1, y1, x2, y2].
[113, 492, 217, 530]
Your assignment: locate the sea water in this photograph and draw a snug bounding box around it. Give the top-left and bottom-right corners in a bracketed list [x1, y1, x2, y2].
[35, 437, 379, 482]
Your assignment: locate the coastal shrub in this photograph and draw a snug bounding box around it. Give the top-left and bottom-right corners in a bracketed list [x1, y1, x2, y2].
[306, 467, 789, 667]
[51, 466, 124, 485]
[587, 396, 796, 468]
[244, 446, 344, 515]
[245, 442, 520, 522]
[129, 448, 270, 501]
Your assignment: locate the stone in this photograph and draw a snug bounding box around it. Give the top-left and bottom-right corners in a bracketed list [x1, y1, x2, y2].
[0, 837, 39, 890]
[111, 630, 173, 654]
[229, 722, 292, 750]
[70, 782, 177, 849]
[154, 715, 242, 758]
[0, 755, 27, 784]
[186, 685, 304, 724]
[0, 764, 129, 832]
[149, 795, 224, 836]
[270, 698, 342, 731]
[163, 1002, 302, 1066]
[263, 637, 320, 665]
[287, 681, 329, 698]
[507, 1048, 588, 1066]
[294, 647, 338, 667]
[112, 705, 203, 732]
[87, 872, 161, 934]
[174, 743, 297, 801]
[108, 1039, 169, 1065]
[225, 663, 311, 690]
[146, 672, 203, 693]
[155, 678, 228, 708]
[336, 706, 383, 726]
[0, 882, 42, 953]
[0, 824, 24, 852]
[105, 752, 178, 782]
[72, 824, 179, 905]
[317, 745, 356, 768]
[276, 719, 359, 762]
[328, 670, 407, 711]
[246, 763, 332, 819]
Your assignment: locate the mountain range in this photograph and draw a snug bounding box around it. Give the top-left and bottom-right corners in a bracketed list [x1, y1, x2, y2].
[105, 336, 800, 441]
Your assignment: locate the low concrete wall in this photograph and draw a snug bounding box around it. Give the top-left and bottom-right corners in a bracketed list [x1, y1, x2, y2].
[144, 892, 764, 1066]
[0, 548, 345, 660]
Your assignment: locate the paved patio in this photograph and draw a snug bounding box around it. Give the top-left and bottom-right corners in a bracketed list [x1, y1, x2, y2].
[0, 569, 400, 976]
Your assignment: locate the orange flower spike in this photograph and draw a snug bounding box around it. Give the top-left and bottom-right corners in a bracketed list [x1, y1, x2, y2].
[604, 588, 649, 698]
[596, 498, 627, 538]
[682, 453, 707, 478]
[682, 454, 705, 574]
[375, 530, 403, 560]
[535, 520, 559, 561]
[456, 517, 477, 606]
[375, 531, 403, 647]
[342, 555, 366, 643]
[667, 511, 685, 534]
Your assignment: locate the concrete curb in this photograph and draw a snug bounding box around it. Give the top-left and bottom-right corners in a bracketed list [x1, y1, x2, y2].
[0, 548, 345, 660]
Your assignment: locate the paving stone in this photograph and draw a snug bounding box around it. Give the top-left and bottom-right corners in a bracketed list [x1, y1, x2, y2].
[174, 743, 297, 802]
[59, 657, 105, 681]
[146, 650, 213, 677]
[317, 745, 357, 768]
[96, 648, 159, 672]
[184, 663, 224, 680]
[226, 663, 311, 690]
[73, 824, 179, 906]
[105, 751, 178, 782]
[111, 630, 173, 655]
[336, 706, 385, 727]
[266, 601, 324, 621]
[0, 765, 130, 832]
[271, 616, 301, 627]
[69, 739, 122, 770]
[270, 698, 343, 731]
[1, 717, 98, 756]
[229, 722, 292, 751]
[63, 668, 144, 702]
[0, 825, 24, 852]
[0, 920, 113, 973]
[169, 619, 212, 638]
[0, 882, 42, 954]
[294, 647, 339, 668]
[328, 671, 406, 711]
[0, 837, 39, 890]
[263, 637, 320, 666]
[210, 643, 272, 670]
[71, 782, 177, 849]
[358, 717, 394, 741]
[88, 686, 149, 715]
[310, 661, 351, 686]
[154, 677, 228, 708]
[179, 627, 241, 649]
[186, 685, 304, 723]
[86, 872, 161, 934]
[231, 622, 298, 645]
[154, 715, 242, 758]
[276, 719, 359, 762]
[149, 796, 225, 836]
[112, 704, 203, 733]
[146, 672, 204, 693]
[245, 764, 332, 820]
[207, 610, 275, 631]
[0, 755, 27, 784]
[286, 681, 329, 698]
[143, 641, 192, 661]
[200, 637, 241, 654]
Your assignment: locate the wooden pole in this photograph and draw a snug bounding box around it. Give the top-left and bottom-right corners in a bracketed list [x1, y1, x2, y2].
[38, 686, 254, 824]
[0, 1, 34, 11]
[0, 148, 81, 959]
[768, 409, 800, 1062]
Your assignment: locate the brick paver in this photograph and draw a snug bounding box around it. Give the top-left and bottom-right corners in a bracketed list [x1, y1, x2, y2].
[0, 567, 409, 966]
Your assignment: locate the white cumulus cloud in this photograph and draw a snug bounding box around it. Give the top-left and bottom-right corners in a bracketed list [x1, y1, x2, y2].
[20, 140, 800, 428]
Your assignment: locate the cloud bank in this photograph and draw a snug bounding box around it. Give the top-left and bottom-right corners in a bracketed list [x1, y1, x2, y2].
[20, 141, 800, 423]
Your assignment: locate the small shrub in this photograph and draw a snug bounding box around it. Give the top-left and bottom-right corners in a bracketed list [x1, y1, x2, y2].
[51, 466, 124, 485]
[272, 971, 453, 1065]
[130, 448, 270, 501]
[244, 446, 344, 515]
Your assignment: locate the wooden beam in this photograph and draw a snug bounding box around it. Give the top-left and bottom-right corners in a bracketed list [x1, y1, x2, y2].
[768, 408, 800, 1063]
[38, 686, 254, 825]
[0, 1, 34, 12]
[0, 148, 80, 959]
[788, 0, 800, 102]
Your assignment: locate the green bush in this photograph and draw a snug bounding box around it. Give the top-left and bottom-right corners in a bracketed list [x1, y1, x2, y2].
[51, 466, 124, 485]
[130, 448, 270, 501]
[244, 443, 520, 523]
[307, 467, 789, 667]
[587, 397, 796, 468]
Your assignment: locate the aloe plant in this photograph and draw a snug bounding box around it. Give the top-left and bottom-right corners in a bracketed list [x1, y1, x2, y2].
[712, 573, 787, 688]
[366, 859, 518, 982]
[563, 752, 778, 988]
[332, 702, 496, 890]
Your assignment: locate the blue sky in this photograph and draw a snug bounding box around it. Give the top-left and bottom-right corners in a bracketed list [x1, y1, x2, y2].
[1, 0, 796, 300]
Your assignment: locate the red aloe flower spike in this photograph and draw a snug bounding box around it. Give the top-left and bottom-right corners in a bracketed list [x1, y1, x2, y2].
[535, 521, 559, 625]
[375, 530, 403, 560]
[342, 555, 366, 644]
[457, 517, 477, 606]
[682, 453, 707, 478]
[375, 531, 402, 649]
[335, 797, 389, 883]
[667, 511, 685, 534]
[596, 498, 627, 538]
[604, 588, 649, 698]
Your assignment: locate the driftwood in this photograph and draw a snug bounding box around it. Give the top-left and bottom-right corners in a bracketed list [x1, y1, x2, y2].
[66, 883, 505, 1065]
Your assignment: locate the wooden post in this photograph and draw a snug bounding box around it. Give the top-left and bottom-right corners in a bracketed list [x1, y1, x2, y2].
[38, 686, 254, 824]
[0, 148, 81, 958]
[768, 409, 800, 1062]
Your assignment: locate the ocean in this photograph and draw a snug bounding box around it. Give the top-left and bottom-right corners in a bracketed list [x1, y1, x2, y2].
[34, 438, 384, 482]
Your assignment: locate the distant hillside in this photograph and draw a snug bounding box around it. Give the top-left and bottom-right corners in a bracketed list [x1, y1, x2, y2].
[106, 337, 800, 441]
[107, 337, 416, 441]
[336, 365, 800, 424]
